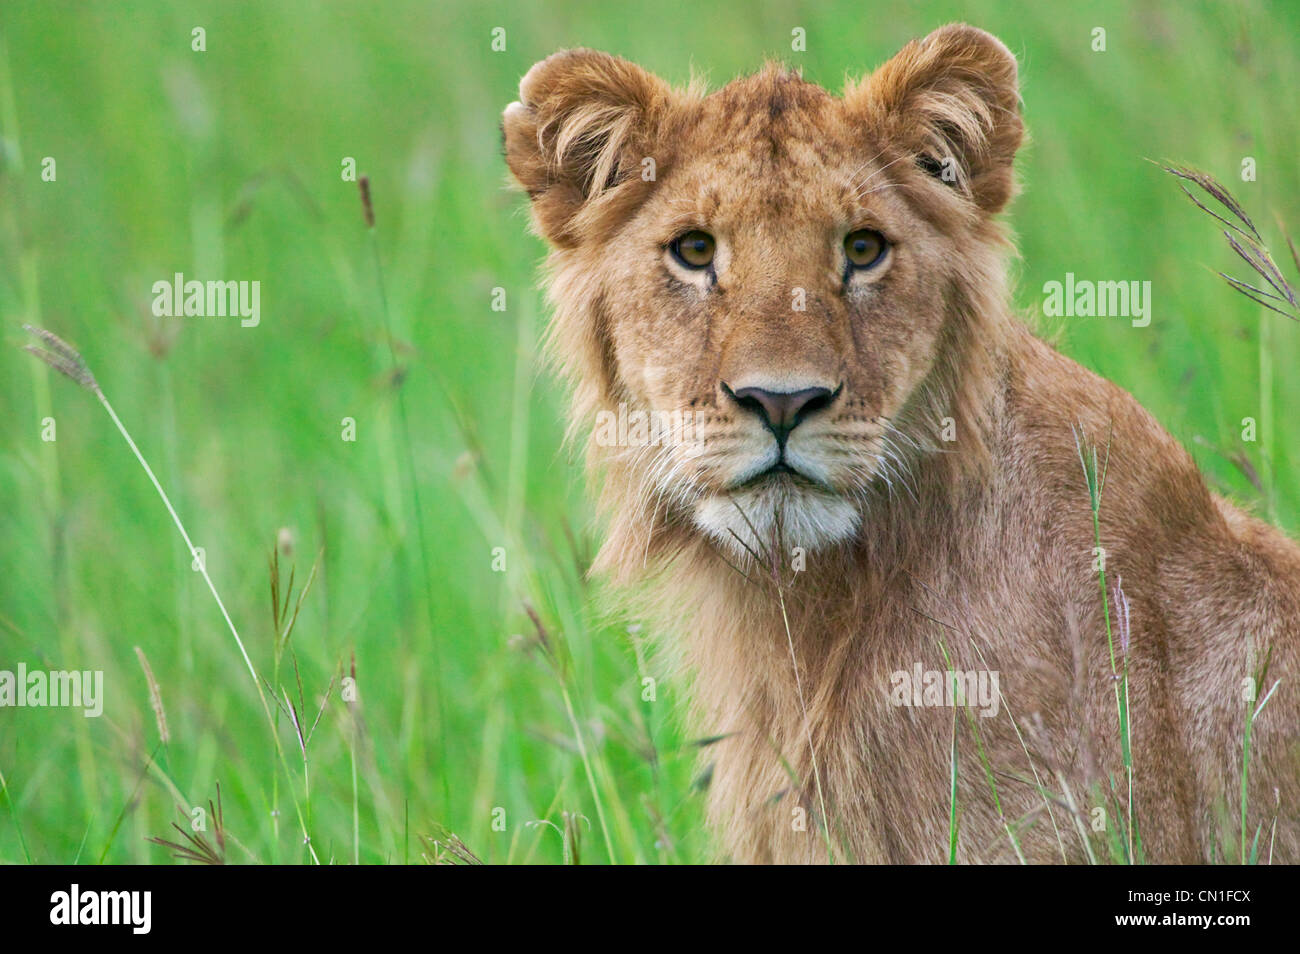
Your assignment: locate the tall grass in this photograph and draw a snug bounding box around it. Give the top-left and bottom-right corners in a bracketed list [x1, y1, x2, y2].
[1164, 163, 1300, 864]
[1, 0, 1298, 865]
[1074, 427, 1141, 863]
[23, 325, 323, 864]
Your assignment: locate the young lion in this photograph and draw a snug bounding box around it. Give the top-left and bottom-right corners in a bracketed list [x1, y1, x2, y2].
[503, 24, 1300, 863]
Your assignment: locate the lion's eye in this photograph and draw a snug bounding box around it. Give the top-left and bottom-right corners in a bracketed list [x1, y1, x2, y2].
[844, 229, 887, 269]
[671, 230, 716, 269]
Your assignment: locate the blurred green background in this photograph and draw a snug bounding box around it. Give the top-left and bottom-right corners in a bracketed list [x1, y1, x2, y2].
[1, 0, 1297, 864]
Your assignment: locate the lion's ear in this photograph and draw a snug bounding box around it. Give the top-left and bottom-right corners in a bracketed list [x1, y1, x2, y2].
[852, 24, 1023, 213]
[503, 49, 673, 246]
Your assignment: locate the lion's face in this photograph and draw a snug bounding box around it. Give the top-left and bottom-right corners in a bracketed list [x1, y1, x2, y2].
[598, 92, 964, 553]
[505, 26, 1022, 558]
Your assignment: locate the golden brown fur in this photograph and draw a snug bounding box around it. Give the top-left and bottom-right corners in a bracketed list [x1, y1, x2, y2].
[503, 24, 1300, 863]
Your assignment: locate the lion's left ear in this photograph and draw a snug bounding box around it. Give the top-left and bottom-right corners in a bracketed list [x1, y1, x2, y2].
[850, 24, 1023, 213]
[503, 49, 675, 247]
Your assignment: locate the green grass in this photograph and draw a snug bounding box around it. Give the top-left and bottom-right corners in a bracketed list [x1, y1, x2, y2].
[1, 0, 1298, 864]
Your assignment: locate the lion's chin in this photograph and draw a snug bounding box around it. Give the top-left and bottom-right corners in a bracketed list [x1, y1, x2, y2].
[691, 475, 861, 560]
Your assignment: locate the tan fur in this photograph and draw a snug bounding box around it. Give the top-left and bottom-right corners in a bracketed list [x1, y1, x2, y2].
[503, 25, 1300, 863]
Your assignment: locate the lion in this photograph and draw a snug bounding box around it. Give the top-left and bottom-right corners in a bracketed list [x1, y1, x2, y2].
[502, 24, 1300, 863]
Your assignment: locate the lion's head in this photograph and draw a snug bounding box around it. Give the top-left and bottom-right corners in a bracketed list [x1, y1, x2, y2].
[504, 25, 1023, 569]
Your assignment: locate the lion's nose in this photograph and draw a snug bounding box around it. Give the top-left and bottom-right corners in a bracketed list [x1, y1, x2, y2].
[723, 383, 838, 446]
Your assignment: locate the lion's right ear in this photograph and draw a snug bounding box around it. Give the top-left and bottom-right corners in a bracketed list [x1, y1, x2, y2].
[850, 24, 1023, 214]
[503, 49, 674, 247]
